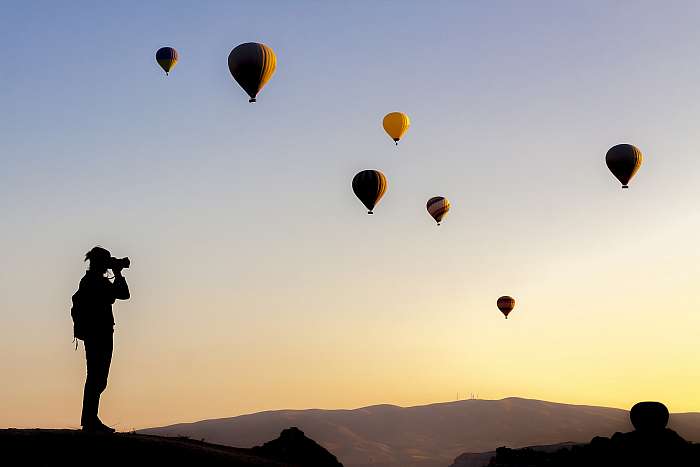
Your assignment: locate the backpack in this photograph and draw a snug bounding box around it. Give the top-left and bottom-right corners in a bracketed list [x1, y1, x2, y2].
[71, 289, 86, 342]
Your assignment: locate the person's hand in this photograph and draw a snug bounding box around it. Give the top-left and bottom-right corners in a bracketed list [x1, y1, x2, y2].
[112, 266, 123, 276]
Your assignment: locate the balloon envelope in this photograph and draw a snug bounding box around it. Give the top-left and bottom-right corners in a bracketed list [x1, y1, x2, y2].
[606, 144, 643, 188]
[228, 42, 277, 102]
[352, 170, 387, 214]
[156, 47, 178, 75]
[383, 112, 410, 144]
[426, 197, 450, 225]
[497, 296, 515, 319]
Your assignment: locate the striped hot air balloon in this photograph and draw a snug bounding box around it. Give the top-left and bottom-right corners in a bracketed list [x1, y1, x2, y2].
[227, 42, 277, 103]
[383, 112, 410, 145]
[606, 144, 643, 189]
[352, 170, 387, 214]
[156, 47, 178, 76]
[497, 296, 516, 319]
[426, 196, 450, 225]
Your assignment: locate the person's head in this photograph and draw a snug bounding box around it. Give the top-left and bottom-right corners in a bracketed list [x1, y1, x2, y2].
[85, 246, 111, 274]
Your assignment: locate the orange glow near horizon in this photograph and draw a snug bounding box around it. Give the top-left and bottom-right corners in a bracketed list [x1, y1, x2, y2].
[2, 2, 700, 430]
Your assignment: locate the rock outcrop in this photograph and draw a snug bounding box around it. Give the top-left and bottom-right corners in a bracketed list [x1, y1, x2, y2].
[486, 402, 700, 466]
[0, 426, 342, 467]
[252, 427, 343, 467]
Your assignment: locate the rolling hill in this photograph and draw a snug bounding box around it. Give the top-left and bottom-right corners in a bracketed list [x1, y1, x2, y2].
[140, 397, 700, 467]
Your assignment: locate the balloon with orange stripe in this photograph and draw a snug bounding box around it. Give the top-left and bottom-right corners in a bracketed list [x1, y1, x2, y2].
[426, 196, 450, 225]
[606, 144, 643, 189]
[352, 170, 387, 214]
[227, 42, 277, 103]
[497, 296, 516, 319]
[156, 47, 178, 76]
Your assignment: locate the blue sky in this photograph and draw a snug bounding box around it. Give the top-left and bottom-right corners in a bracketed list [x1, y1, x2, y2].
[2, 1, 700, 428]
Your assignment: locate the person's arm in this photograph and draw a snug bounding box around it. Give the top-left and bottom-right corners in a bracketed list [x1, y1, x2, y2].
[112, 270, 130, 300]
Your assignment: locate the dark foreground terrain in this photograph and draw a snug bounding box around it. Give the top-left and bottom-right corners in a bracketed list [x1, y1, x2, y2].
[450, 443, 579, 467]
[486, 428, 700, 466]
[0, 426, 343, 467]
[454, 402, 700, 467]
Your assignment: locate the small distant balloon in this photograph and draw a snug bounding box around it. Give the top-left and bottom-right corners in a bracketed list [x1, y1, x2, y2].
[606, 144, 643, 189]
[383, 112, 410, 145]
[156, 47, 178, 76]
[228, 42, 277, 103]
[497, 296, 515, 319]
[426, 197, 450, 225]
[352, 170, 387, 214]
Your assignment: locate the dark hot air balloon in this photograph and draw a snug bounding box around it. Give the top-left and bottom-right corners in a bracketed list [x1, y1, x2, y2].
[426, 197, 450, 225]
[352, 170, 387, 214]
[497, 296, 515, 319]
[606, 144, 643, 188]
[156, 47, 178, 76]
[227, 42, 277, 102]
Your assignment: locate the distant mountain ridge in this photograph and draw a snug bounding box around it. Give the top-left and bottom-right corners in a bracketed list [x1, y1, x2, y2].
[140, 397, 700, 467]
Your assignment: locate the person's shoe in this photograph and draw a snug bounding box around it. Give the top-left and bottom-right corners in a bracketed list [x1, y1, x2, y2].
[81, 423, 100, 433]
[95, 420, 116, 434]
[82, 420, 115, 434]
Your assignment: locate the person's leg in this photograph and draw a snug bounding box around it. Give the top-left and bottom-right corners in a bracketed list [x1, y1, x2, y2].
[81, 334, 113, 429]
[81, 339, 99, 427]
[94, 334, 113, 425]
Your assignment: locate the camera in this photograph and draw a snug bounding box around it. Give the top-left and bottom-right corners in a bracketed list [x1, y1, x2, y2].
[109, 257, 130, 270]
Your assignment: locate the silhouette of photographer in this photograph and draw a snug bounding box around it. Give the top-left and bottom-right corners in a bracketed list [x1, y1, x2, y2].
[71, 246, 130, 433]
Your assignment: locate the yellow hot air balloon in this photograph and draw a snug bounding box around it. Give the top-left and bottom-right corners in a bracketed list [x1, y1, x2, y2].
[383, 112, 410, 145]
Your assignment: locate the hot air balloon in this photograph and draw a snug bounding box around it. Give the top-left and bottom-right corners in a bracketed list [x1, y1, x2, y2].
[497, 296, 515, 319]
[426, 197, 450, 225]
[227, 42, 277, 103]
[606, 144, 643, 188]
[383, 112, 410, 145]
[156, 47, 178, 76]
[352, 170, 387, 214]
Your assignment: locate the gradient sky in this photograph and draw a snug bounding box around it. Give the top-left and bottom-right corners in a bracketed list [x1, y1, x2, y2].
[2, 1, 700, 430]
